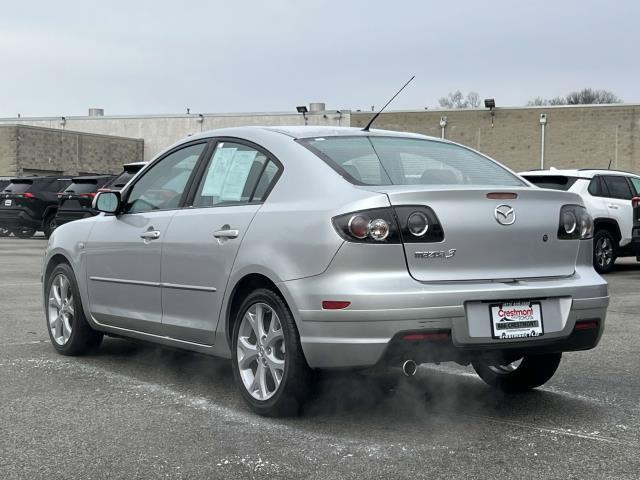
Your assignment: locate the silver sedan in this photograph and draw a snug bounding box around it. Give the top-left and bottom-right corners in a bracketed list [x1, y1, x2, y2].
[43, 126, 608, 416]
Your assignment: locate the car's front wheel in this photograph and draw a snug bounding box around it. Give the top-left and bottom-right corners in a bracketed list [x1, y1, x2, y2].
[231, 288, 312, 416]
[0, 227, 10, 237]
[472, 353, 562, 392]
[45, 263, 103, 355]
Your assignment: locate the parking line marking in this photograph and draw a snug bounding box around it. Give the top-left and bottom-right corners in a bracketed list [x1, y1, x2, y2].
[0, 282, 41, 287]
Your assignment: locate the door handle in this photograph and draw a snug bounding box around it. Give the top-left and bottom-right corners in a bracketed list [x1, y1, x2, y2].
[608, 204, 619, 210]
[140, 230, 161, 240]
[213, 229, 239, 239]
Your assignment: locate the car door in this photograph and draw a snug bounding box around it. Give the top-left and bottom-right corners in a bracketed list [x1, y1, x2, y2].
[160, 139, 282, 344]
[602, 175, 635, 246]
[84, 142, 207, 334]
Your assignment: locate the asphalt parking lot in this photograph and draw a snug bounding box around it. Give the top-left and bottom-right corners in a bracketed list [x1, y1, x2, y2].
[1, 237, 639, 479]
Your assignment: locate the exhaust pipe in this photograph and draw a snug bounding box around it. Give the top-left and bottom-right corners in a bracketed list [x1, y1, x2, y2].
[402, 360, 417, 377]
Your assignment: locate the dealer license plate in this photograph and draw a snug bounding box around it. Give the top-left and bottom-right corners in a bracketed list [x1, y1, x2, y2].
[489, 301, 544, 340]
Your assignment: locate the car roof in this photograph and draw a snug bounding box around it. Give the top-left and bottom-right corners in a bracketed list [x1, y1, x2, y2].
[187, 125, 445, 143]
[520, 168, 639, 178]
[70, 175, 114, 181]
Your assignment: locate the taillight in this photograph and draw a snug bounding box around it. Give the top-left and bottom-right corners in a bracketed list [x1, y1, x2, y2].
[333, 208, 400, 243]
[558, 205, 593, 240]
[332, 206, 444, 244]
[394, 206, 444, 243]
[632, 197, 640, 208]
[18, 192, 35, 199]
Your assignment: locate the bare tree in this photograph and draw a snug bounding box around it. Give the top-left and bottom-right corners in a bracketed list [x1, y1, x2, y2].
[439, 90, 481, 109]
[527, 88, 622, 106]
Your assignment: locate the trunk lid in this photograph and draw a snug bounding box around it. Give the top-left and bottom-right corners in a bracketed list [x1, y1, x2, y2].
[370, 186, 582, 282]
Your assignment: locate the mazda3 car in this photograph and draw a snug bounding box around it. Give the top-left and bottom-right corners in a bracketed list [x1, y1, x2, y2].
[42, 126, 609, 416]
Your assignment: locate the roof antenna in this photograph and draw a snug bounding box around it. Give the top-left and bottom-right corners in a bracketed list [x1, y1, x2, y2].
[363, 75, 415, 131]
[608, 159, 612, 169]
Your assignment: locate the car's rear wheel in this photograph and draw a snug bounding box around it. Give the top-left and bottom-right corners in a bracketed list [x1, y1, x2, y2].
[13, 227, 36, 238]
[231, 288, 312, 416]
[0, 227, 10, 237]
[45, 263, 103, 355]
[44, 214, 57, 238]
[593, 229, 617, 274]
[472, 353, 562, 392]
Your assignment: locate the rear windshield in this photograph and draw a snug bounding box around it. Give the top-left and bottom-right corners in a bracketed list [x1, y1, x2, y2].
[523, 175, 578, 191]
[64, 180, 100, 194]
[3, 180, 33, 193]
[104, 171, 137, 190]
[299, 136, 524, 187]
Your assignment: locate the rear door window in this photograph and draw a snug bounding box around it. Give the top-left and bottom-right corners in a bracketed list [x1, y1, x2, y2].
[602, 176, 633, 200]
[192, 142, 271, 207]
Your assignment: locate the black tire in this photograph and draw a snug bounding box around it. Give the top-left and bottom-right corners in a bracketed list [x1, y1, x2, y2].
[231, 288, 312, 416]
[13, 227, 36, 238]
[45, 262, 103, 356]
[43, 213, 57, 238]
[472, 353, 562, 393]
[0, 227, 10, 237]
[593, 229, 617, 274]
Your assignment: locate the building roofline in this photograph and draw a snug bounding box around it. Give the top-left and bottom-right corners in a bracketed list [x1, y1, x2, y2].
[0, 123, 143, 141]
[352, 103, 640, 114]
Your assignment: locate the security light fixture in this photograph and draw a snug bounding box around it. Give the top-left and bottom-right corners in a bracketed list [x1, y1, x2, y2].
[296, 105, 309, 125]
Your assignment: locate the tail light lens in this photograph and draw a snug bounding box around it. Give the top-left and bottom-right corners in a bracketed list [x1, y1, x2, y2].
[17, 192, 35, 199]
[333, 208, 401, 243]
[332, 206, 444, 244]
[632, 197, 640, 208]
[558, 205, 593, 240]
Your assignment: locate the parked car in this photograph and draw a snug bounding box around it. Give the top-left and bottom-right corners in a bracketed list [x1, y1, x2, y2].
[633, 197, 640, 258]
[54, 175, 115, 230]
[44, 127, 608, 416]
[520, 168, 640, 273]
[0, 177, 11, 237]
[1, 176, 72, 238]
[100, 162, 148, 192]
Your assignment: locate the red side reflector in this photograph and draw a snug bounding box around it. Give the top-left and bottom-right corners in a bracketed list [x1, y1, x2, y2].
[403, 332, 450, 341]
[486, 192, 518, 200]
[574, 320, 598, 331]
[322, 301, 351, 310]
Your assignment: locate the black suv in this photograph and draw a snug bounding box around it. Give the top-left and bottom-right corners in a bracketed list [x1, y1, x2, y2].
[633, 197, 640, 259]
[0, 178, 11, 237]
[0, 176, 72, 238]
[55, 175, 114, 229]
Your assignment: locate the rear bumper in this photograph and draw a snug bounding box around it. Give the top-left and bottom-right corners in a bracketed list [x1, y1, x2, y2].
[55, 210, 96, 227]
[0, 209, 40, 229]
[280, 241, 609, 369]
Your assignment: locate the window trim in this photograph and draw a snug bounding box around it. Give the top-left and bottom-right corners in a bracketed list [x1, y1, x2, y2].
[296, 135, 526, 187]
[183, 136, 284, 210]
[119, 140, 210, 215]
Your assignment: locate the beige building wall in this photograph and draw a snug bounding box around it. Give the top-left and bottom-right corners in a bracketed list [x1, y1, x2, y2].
[0, 111, 349, 162]
[351, 104, 640, 174]
[0, 125, 143, 176]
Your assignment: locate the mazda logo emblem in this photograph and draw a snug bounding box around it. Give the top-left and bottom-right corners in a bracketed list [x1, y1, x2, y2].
[494, 204, 516, 225]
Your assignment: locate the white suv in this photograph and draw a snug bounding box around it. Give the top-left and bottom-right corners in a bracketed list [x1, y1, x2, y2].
[521, 168, 640, 273]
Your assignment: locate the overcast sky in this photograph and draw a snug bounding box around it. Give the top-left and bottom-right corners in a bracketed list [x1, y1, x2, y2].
[1, 0, 638, 117]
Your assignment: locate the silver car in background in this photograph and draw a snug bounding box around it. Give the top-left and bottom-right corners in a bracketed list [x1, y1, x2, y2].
[43, 126, 609, 416]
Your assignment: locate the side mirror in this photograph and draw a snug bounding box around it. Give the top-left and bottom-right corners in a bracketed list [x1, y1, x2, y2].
[94, 191, 121, 214]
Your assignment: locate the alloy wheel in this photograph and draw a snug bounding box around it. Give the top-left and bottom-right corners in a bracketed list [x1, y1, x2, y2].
[595, 237, 613, 269]
[48, 274, 74, 345]
[236, 302, 286, 401]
